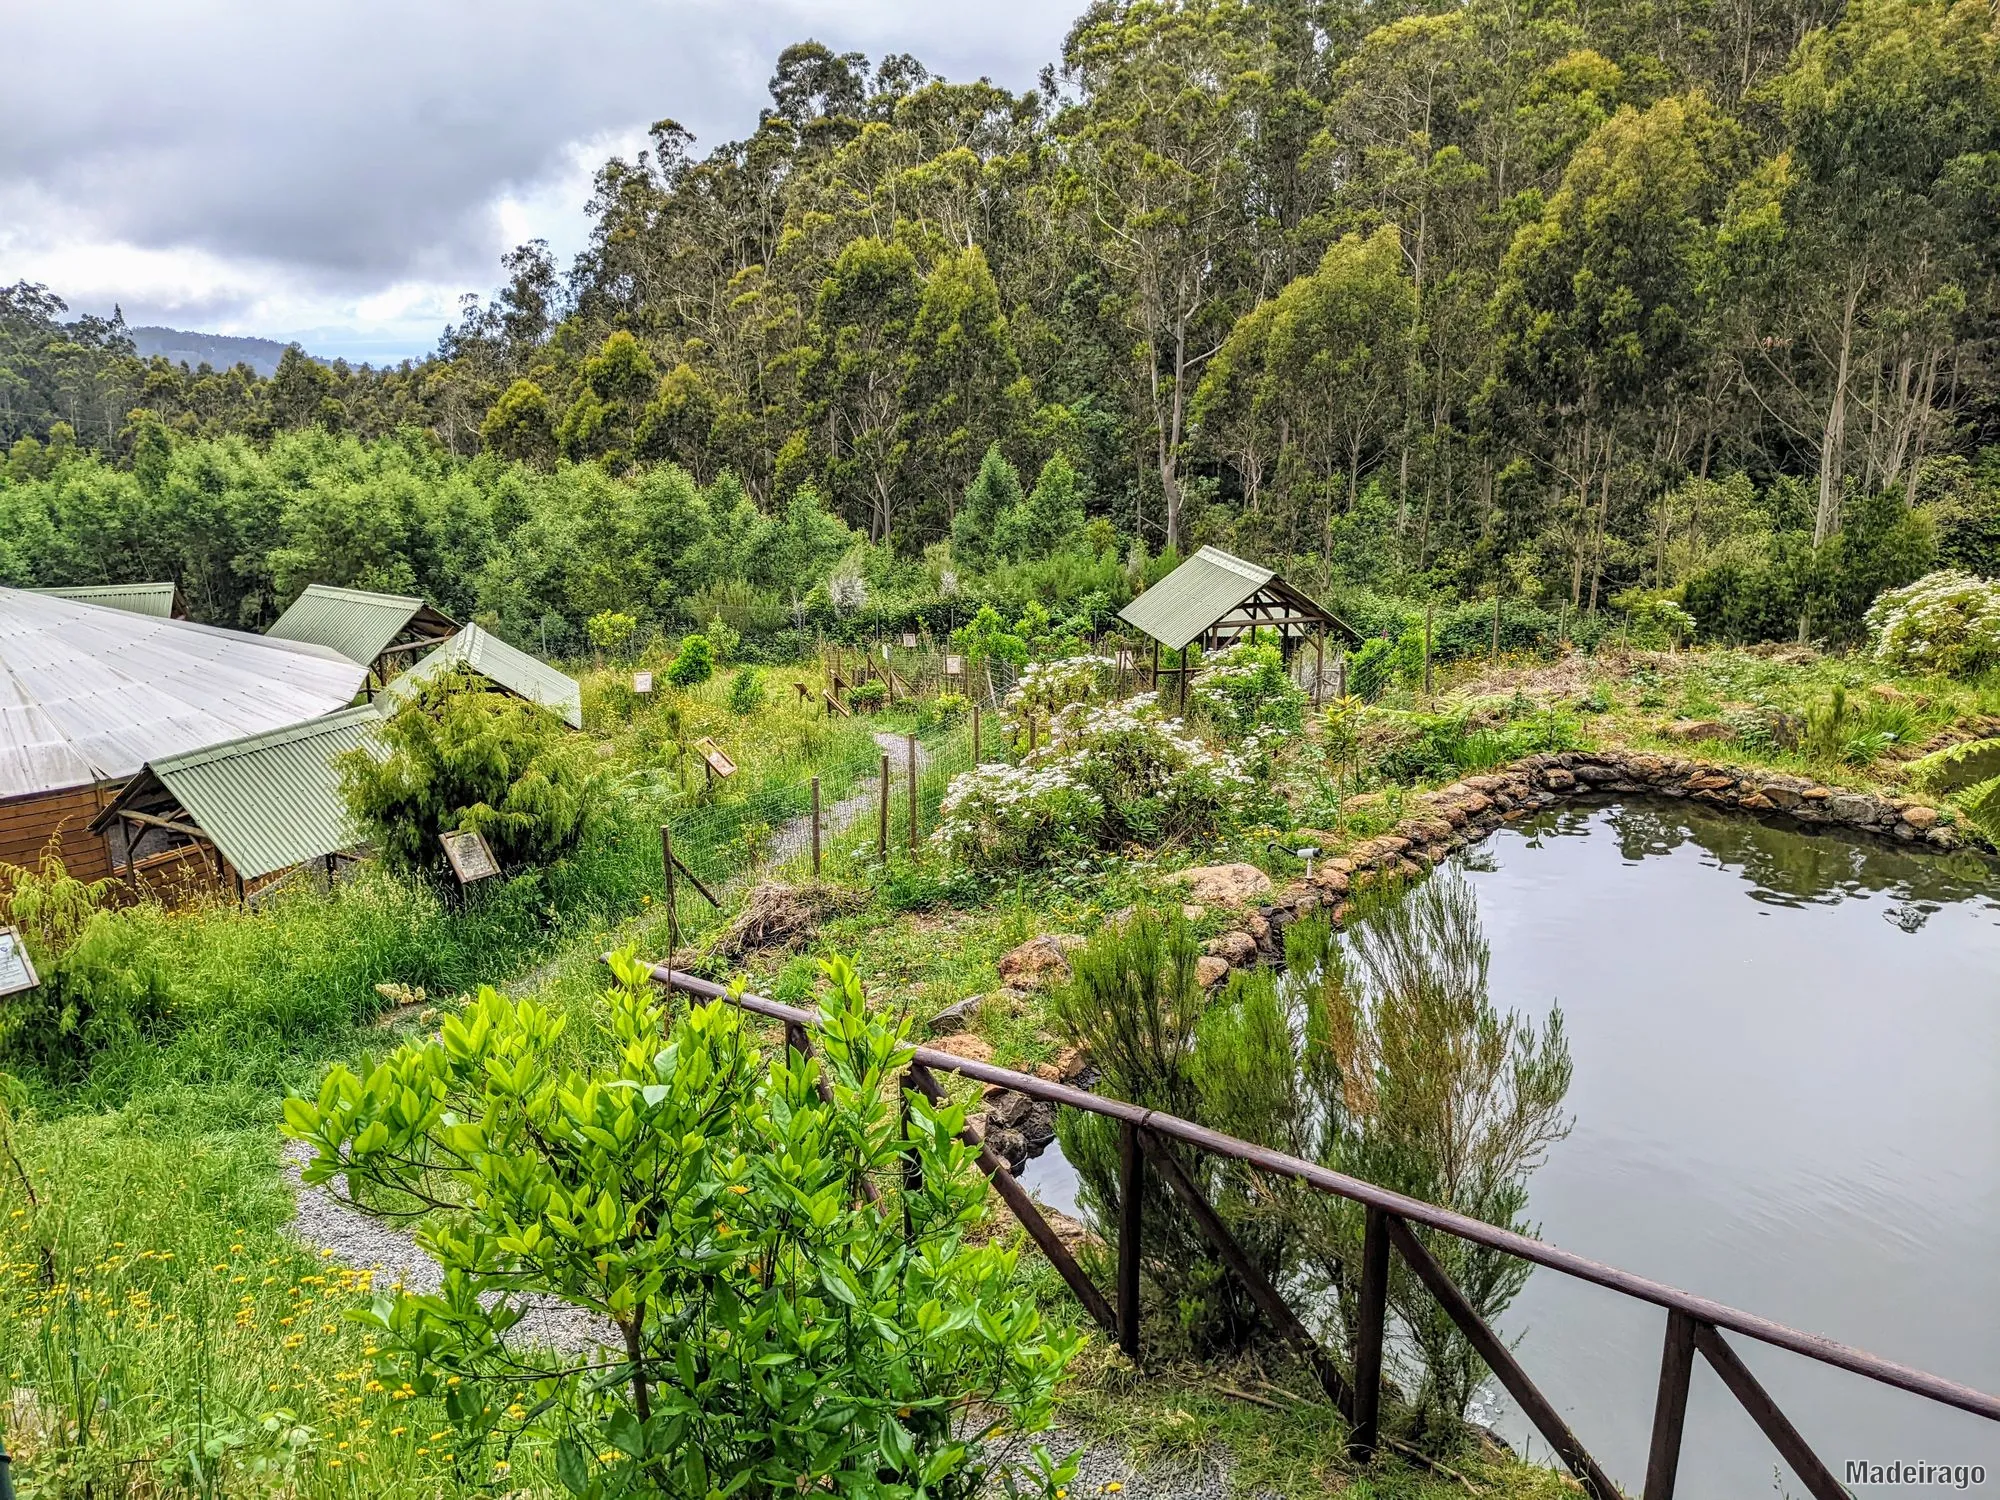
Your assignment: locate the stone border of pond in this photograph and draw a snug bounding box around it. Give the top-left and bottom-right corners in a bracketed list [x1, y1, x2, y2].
[1240, 750, 1979, 968]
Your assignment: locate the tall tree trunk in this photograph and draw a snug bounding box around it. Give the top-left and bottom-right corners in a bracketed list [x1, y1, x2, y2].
[1814, 280, 1863, 547]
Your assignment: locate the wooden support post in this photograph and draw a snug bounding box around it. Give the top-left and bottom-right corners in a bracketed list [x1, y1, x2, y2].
[1492, 592, 1502, 662]
[1693, 1323, 1850, 1500]
[972, 702, 982, 764]
[1151, 637, 1160, 692]
[810, 776, 822, 877]
[1117, 1121, 1144, 1364]
[878, 753, 891, 859]
[659, 825, 679, 993]
[906, 732, 919, 854]
[1348, 1206, 1391, 1459]
[1384, 1216, 1619, 1500]
[1146, 1130, 1353, 1417]
[1314, 633, 1325, 710]
[908, 1063, 1118, 1336]
[899, 1072, 920, 1237]
[1027, 713, 1037, 753]
[1644, 1309, 1699, 1500]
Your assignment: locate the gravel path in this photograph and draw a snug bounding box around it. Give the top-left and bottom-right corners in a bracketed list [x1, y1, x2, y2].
[283, 1139, 613, 1355]
[767, 730, 930, 865]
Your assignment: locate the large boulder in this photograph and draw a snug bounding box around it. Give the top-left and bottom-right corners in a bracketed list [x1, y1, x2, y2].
[995, 936, 1081, 990]
[1170, 863, 1274, 906]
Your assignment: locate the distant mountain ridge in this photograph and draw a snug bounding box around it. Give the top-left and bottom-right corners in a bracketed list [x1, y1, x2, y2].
[128, 326, 324, 378]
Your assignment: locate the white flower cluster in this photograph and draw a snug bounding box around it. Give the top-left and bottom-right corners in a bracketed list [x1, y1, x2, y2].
[1865, 570, 2000, 678]
[1006, 654, 1116, 719]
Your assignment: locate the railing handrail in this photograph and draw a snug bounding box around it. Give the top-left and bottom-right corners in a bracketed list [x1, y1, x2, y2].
[647, 962, 2000, 1428]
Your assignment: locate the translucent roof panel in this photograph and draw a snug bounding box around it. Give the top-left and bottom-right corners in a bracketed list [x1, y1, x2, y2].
[0, 587, 371, 799]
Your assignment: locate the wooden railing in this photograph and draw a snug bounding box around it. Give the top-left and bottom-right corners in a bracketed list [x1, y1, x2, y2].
[643, 964, 2000, 1500]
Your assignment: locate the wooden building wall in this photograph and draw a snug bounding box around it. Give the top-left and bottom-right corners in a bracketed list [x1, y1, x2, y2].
[0, 784, 118, 883]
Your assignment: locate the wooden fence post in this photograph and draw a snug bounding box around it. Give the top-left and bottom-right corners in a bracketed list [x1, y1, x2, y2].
[906, 732, 919, 854]
[1118, 1121, 1144, 1363]
[1348, 1206, 1391, 1458]
[878, 753, 890, 860]
[1423, 598, 1435, 699]
[659, 825, 679, 995]
[810, 775, 822, 877]
[1492, 592, 1502, 662]
[1644, 1309, 1698, 1500]
[972, 702, 982, 764]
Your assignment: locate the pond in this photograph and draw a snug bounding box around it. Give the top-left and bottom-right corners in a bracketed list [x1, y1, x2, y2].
[1016, 799, 2000, 1491]
[1460, 800, 2000, 1490]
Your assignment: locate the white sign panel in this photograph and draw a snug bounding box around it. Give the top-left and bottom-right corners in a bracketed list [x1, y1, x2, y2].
[0, 927, 40, 998]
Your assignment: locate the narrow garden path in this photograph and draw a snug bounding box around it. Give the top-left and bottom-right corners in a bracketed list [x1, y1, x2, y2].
[766, 729, 929, 866]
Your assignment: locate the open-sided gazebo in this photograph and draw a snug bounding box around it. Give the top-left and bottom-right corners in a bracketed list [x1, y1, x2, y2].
[267, 584, 458, 688]
[1118, 546, 1357, 705]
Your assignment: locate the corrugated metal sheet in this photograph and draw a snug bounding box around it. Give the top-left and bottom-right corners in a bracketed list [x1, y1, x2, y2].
[267, 584, 430, 667]
[1117, 547, 1275, 651]
[31, 583, 180, 618]
[382, 624, 583, 729]
[112, 704, 384, 881]
[0, 587, 369, 799]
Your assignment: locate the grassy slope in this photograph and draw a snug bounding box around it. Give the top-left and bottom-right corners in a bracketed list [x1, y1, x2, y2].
[5, 644, 1993, 1498]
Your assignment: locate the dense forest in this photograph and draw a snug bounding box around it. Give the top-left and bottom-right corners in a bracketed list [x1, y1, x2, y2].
[4, 0, 1999, 646]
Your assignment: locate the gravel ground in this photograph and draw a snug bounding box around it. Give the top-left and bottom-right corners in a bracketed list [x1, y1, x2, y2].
[283, 1138, 613, 1355]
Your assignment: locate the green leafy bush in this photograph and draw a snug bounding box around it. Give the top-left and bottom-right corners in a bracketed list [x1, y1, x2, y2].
[933, 763, 1104, 872]
[1865, 569, 2000, 677]
[285, 951, 1078, 1499]
[0, 850, 173, 1076]
[1190, 642, 1306, 737]
[725, 665, 763, 715]
[932, 692, 970, 725]
[339, 673, 607, 877]
[666, 632, 714, 687]
[1347, 636, 1396, 701]
[846, 678, 887, 711]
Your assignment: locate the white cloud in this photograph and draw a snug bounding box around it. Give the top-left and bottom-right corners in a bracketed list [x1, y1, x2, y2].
[0, 0, 1079, 363]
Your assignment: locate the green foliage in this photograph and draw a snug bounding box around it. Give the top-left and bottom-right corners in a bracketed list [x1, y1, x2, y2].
[846, 679, 887, 711]
[1373, 705, 1584, 784]
[0, 849, 173, 1076]
[666, 633, 715, 687]
[1347, 637, 1396, 703]
[586, 610, 638, 659]
[1906, 736, 2000, 794]
[340, 672, 607, 877]
[726, 665, 764, 715]
[952, 446, 1025, 569]
[283, 951, 1079, 1499]
[1865, 569, 2000, 677]
[1190, 642, 1306, 738]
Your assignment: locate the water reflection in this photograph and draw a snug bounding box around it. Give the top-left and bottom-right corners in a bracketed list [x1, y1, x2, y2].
[1457, 801, 2000, 1492]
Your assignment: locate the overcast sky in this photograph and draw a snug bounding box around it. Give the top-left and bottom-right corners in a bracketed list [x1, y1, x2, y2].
[0, 1, 1079, 363]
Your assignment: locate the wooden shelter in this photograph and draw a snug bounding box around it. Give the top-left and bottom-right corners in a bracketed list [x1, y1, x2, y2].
[267, 584, 458, 689]
[91, 705, 384, 901]
[1117, 546, 1358, 706]
[0, 587, 367, 883]
[379, 623, 583, 729]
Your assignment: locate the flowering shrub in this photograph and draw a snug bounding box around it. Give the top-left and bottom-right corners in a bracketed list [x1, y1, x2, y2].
[1865, 570, 2000, 677]
[1006, 654, 1113, 721]
[936, 694, 1252, 869]
[1191, 642, 1306, 736]
[933, 762, 1104, 870]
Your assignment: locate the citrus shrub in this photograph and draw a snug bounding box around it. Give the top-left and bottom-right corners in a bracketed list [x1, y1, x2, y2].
[283, 950, 1078, 1500]
[1864, 569, 2000, 677]
[666, 632, 715, 687]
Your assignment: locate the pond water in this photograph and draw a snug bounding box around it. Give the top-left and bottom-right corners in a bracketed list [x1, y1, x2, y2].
[1016, 799, 2000, 1491]
[1461, 801, 2000, 1490]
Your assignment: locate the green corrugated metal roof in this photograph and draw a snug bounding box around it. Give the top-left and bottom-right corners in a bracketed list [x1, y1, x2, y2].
[32, 582, 180, 618]
[267, 584, 455, 668]
[381, 624, 583, 729]
[108, 705, 384, 881]
[1118, 546, 1277, 651]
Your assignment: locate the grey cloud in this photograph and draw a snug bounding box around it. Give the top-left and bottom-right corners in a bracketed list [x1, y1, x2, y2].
[3, 0, 1077, 299]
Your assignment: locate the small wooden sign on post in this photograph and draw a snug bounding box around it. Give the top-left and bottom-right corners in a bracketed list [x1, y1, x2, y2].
[632, 671, 654, 695]
[0, 926, 41, 998]
[900, 631, 918, 650]
[695, 737, 738, 785]
[440, 829, 500, 885]
[944, 654, 964, 680]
